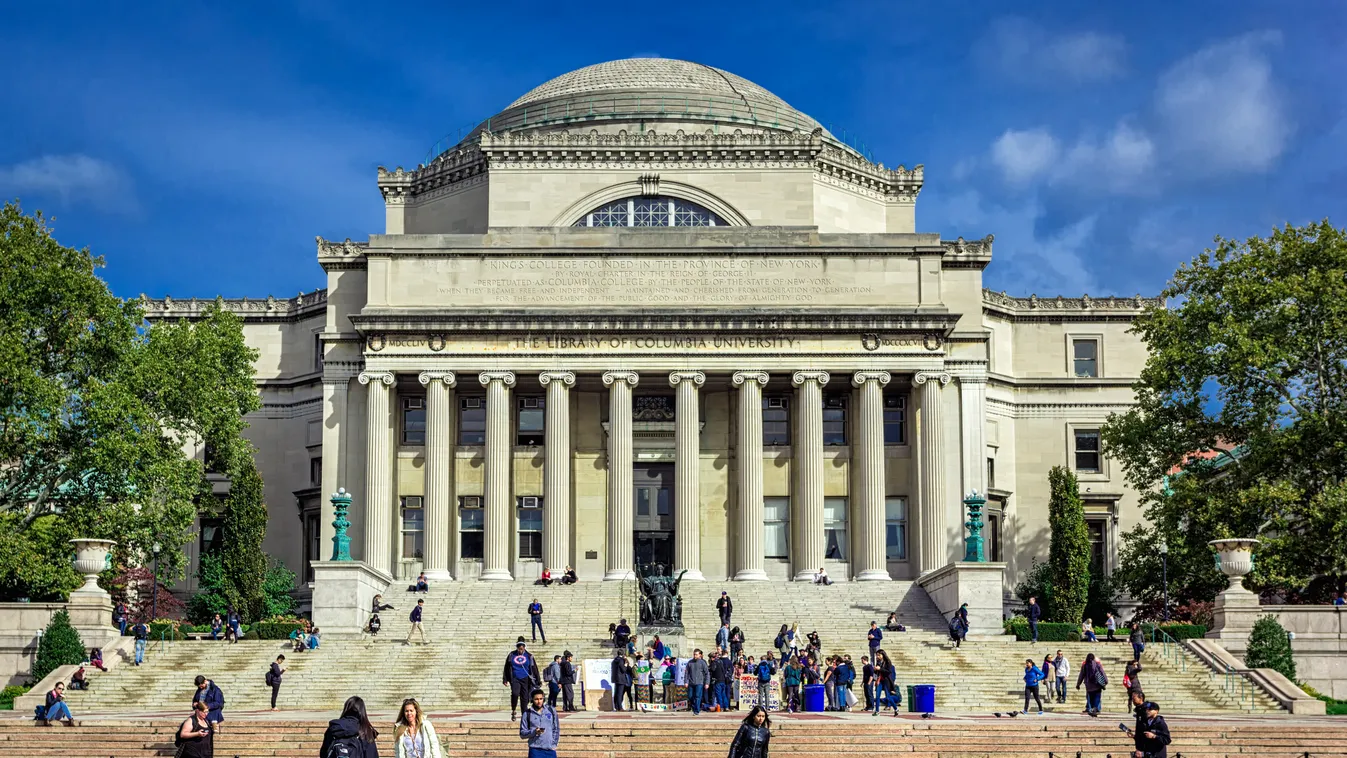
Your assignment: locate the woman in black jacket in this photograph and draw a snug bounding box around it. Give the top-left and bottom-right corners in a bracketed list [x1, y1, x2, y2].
[320, 696, 380, 758]
[727, 706, 771, 758]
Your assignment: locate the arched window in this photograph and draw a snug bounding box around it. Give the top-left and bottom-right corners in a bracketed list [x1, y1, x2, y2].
[573, 196, 727, 227]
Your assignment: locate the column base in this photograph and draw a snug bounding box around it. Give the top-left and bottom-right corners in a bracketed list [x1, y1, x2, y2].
[421, 569, 454, 581]
[675, 569, 705, 581]
[854, 569, 892, 581]
[479, 568, 513, 581]
[604, 569, 635, 581]
[733, 569, 769, 581]
[793, 570, 817, 582]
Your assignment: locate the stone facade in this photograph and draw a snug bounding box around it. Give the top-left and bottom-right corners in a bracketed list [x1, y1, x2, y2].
[142, 58, 1160, 604]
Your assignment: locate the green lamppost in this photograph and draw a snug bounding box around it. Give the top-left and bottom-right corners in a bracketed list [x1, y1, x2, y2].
[330, 488, 353, 561]
[963, 490, 987, 563]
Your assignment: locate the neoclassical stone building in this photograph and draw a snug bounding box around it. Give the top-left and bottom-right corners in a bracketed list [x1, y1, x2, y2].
[145, 58, 1159, 603]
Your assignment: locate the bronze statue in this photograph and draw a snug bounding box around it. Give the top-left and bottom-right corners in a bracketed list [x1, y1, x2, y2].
[637, 563, 687, 626]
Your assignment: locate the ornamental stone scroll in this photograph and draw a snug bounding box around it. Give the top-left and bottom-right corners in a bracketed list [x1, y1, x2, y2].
[417, 371, 457, 388]
[668, 370, 706, 388]
[851, 370, 892, 388]
[538, 370, 576, 387]
[791, 370, 830, 387]
[357, 370, 395, 386]
[602, 370, 640, 388]
[732, 370, 770, 388]
[478, 370, 517, 388]
[912, 371, 951, 387]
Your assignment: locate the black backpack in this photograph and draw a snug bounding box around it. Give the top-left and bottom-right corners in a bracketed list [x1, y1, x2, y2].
[326, 736, 363, 758]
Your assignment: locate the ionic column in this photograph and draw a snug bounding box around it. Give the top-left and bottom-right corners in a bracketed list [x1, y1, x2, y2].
[958, 374, 989, 498]
[358, 370, 395, 575]
[603, 371, 639, 580]
[791, 370, 829, 581]
[670, 371, 706, 581]
[731, 371, 770, 581]
[852, 371, 892, 581]
[539, 371, 575, 576]
[479, 371, 516, 581]
[418, 371, 456, 580]
[915, 371, 952, 574]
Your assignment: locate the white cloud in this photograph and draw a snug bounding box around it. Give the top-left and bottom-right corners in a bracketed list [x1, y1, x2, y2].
[1155, 31, 1291, 173]
[991, 128, 1060, 184]
[991, 124, 1155, 191]
[979, 17, 1126, 85]
[0, 154, 136, 211]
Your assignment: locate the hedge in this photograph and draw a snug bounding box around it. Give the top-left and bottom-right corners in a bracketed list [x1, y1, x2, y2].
[0, 685, 31, 711]
[1003, 618, 1207, 642]
[1142, 623, 1207, 640]
[249, 621, 305, 640]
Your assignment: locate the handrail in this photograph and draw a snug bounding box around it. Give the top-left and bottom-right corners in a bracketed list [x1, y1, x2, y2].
[1149, 626, 1186, 673]
[1223, 663, 1254, 709]
[1156, 631, 1260, 710]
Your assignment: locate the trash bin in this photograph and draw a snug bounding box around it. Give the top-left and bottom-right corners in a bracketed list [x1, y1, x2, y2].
[802, 684, 825, 712]
[906, 685, 916, 712]
[913, 684, 936, 713]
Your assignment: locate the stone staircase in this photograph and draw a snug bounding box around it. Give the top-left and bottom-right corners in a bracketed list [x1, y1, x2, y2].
[56, 580, 1284, 714]
[2, 716, 1343, 758]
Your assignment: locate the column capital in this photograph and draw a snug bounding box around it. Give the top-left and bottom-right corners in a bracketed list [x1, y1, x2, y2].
[417, 371, 457, 388]
[791, 370, 830, 387]
[357, 370, 395, 386]
[851, 370, 892, 388]
[602, 370, 639, 388]
[732, 371, 770, 388]
[539, 370, 576, 387]
[668, 370, 706, 388]
[913, 371, 952, 387]
[478, 370, 517, 388]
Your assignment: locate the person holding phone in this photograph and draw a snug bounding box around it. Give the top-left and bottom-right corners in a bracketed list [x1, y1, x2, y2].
[520, 688, 560, 758]
[1124, 701, 1171, 758]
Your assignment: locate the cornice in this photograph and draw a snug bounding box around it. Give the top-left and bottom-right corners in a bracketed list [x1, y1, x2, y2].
[349, 310, 960, 334]
[317, 237, 370, 271]
[140, 290, 327, 323]
[982, 288, 1163, 322]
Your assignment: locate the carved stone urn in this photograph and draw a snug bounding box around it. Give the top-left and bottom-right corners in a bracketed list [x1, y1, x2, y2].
[68, 539, 117, 597]
[1209, 538, 1260, 592]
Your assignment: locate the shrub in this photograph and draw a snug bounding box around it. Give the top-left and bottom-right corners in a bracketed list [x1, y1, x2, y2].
[1013, 559, 1057, 620]
[1047, 466, 1091, 624]
[1003, 618, 1082, 642]
[1140, 623, 1208, 640]
[250, 621, 306, 640]
[0, 684, 31, 710]
[32, 610, 85, 682]
[260, 561, 297, 619]
[1245, 615, 1296, 681]
[148, 620, 188, 641]
[110, 566, 186, 622]
[185, 553, 231, 625]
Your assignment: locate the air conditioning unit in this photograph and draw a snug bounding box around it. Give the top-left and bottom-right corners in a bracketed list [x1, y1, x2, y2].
[884, 395, 906, 409]
[461, 496, 483, 508]
[520, 496, 541, 509]
[463, 398, 483, 409]
[404, 397, 425, 410]
[825, 396, 847, 409]
[403, 496, 424, 509]
[521, 397, 542, 409]
[767, 397, 787, 410]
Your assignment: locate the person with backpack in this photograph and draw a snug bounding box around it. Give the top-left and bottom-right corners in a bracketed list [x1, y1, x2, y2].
[754, 654, 776, 710]
[1124, 659, 1144, 706]
[175, 700, 212, 757]
[870, 650, 899, 716]
[1022, 658, 1045, 715]
[504, 638, 542, 722]
[711, 649, 734, 712]
[949, 613, 968, 649]
[774, 624, 789, 657]
[267, 654, 285, 711]
[1076, 652, 1107, 716]
[543, 655, 561, 709]
[781, 657, 802, 712]
[39, 681, 74, 726]
[395, 697, 443, 758]
[226, 607, 242, 643]
[520, 688, 560, 758]
[321, 695, 379, 758]
[559, 652, 577, 712]
[716, 621, 731, 653]
[132, 620, 149, 666]
[191, 675, 225, 733]
[837, 655, 856, 711]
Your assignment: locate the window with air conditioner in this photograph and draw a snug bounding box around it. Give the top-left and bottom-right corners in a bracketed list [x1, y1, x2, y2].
[518, 504, 543, 560]
[459, 496, 483, 559]
[762, 396, 790, 446]
[517, 396, 545, 446]
[823, 395, 848, 445]
[402, 396, 426, 445]
[460, 397, 486, 445]
[401, 496, 424, 559]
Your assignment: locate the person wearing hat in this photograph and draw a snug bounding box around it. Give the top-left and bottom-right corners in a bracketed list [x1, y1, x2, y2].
[503, 637, 542, 722]
[717, 591, 733, 626]
[520, 687, 560, 758]
[1125, 701, 1171, 758]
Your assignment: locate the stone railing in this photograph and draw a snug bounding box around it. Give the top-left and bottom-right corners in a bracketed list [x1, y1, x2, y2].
[140, 289, 328, 321]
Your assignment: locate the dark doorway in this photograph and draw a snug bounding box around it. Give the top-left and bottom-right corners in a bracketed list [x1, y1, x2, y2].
[634, 465, 674, 573]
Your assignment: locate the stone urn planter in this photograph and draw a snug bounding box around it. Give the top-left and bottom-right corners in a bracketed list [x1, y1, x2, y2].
[1209, 537, 1260, 591]
[68, 538, 117, 597]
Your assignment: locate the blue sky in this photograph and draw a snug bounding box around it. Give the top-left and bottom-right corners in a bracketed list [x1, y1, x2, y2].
[2, 1, 1343, 300]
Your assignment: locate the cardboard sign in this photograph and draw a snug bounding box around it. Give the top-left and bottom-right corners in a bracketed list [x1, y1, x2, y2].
[738, 675, 782, 710]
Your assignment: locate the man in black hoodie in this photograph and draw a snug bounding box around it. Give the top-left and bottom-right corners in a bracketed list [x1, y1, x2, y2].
[610, 652, 632, 711]
[710, 650, 733, 711]
[559, 651, 577, 712]
[1127, 701, 1171, 758]
[502, 637, 542, 722]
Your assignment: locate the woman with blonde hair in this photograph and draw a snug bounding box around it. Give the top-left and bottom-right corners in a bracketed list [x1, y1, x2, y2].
[394, 698, 443, 758]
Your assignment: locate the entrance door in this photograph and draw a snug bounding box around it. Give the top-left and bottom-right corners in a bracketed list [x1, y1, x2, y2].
[633, 465, 674, 573]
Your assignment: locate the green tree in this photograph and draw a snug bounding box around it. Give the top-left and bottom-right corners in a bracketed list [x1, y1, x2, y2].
[1047, 466, 1091, 623]
[1245, 615, 1297, 681]
[185, 553, 230, 624]
[32, 610, 85, 682]
[260, 560, 298, 619]
[220, 456, 268, 620]
[0, 201, 259, 600]
[1103, 220, 1347, 600]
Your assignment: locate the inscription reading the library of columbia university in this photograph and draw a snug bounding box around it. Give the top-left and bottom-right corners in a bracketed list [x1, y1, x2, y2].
[432, 257, 877, 305]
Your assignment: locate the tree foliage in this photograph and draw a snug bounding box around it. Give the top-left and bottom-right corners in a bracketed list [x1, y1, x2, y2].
[1103, 221, 1347, 601]
[1047, 466, 1091, 623]
[220, 456, 268, 621]
[32, 610, 85, 683]
[0, 201, 259, 599]
[1245, 615, 1297, 682]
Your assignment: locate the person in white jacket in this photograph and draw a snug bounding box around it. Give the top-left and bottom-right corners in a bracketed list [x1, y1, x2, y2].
[1053, 650, 1071, 704]
[395, 698, 444, 758]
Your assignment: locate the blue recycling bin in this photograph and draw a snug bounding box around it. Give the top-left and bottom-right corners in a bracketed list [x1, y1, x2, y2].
[913, 684, 936, 713]
[802, 684, 825, 712]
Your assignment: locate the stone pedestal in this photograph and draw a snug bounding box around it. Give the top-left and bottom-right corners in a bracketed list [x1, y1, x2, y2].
[312, 560, 392, 638]
[1206, 538, 1262, 647]
[915, 561, 1006, 636]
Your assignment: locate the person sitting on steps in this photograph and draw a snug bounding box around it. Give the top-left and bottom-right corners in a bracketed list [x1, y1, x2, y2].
[561, 566, 578, 585]
[814, 566, 832, 585]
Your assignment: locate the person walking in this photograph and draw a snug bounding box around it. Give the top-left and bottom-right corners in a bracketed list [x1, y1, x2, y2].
[1054, 650, 1070, 704]
[871, 650, 899, 716]
[191, 676, 225, 734]
[544, 655, 562, 709]
[528, 598, 546, 644]
[404, 599, 426, 645]
[395, 697, 444, 758]
[503, 638, 542, 722]
[687, 649, 710, 715]
[267, 655, 285, 711]
[1105, 613, 1118, 642]
[610, 651, 632, 711]
[712, 648, 733, 712]
[174, 701, 213, 757]
[727, 706, 771, 758]
[837, 655, 855, 712]
[717, 591, 733, 626]
[729, 626, 744, 659]
[226, 607, 242, 643]
[1026, 597, 1042, 643]
[320, 695, 379, 758]
[41, 682, 75, 726]
[861, 655, 874, 711]
[781, 657, 802, 712]
[1124, 659, 1144, 706]
[112, 602, 128, 637]
[1129, 622, 1146, 662]
[1076, 652, 1107, 716]
[1127, 701, 1171, 758]
[520, 688, 560, 758]
[754, 654, 776, 710]
[717, 622, 731, 653]
[559, 652, 577, 712]
[774, 624, 790, 657]
[867, 621, 882, 657]
[132, 620, 149, 666]
[1022, 658, 1045, 715]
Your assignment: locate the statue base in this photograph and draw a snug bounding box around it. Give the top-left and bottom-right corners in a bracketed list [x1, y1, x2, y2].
[635, 625, 687, 658]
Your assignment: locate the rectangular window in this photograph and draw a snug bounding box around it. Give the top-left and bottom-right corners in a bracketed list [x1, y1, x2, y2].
[824, 497, 848, 560]
[1086, 518, 1107, 575]
[763, 497, 790, 558]
[517, 396, 545, 446]
[1074, 429, 1101, 472]
[883, 395, 906, 445]
[987, 509, 1003, 562]
[987, 457, 995, 490]
[518, 498, 543, 560]
[1073, 339, 1099, 378]
[310, 458, 322, 487]
[459, 397, 486, 445]
[762, 396, 790, 446]
[823, 395, 848, 446]
[884, 497, 907, 560]
[199, 517, 223, 556]
[401, 496, 424, 559]
[401, 396, 426, 445]
[459, 496, 484, 559]
[304, 512, 320, 583]
[313, 333, 323, 372]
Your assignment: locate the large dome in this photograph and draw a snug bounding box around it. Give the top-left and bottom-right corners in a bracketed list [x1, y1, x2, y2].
[432, 58, 840, 160]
